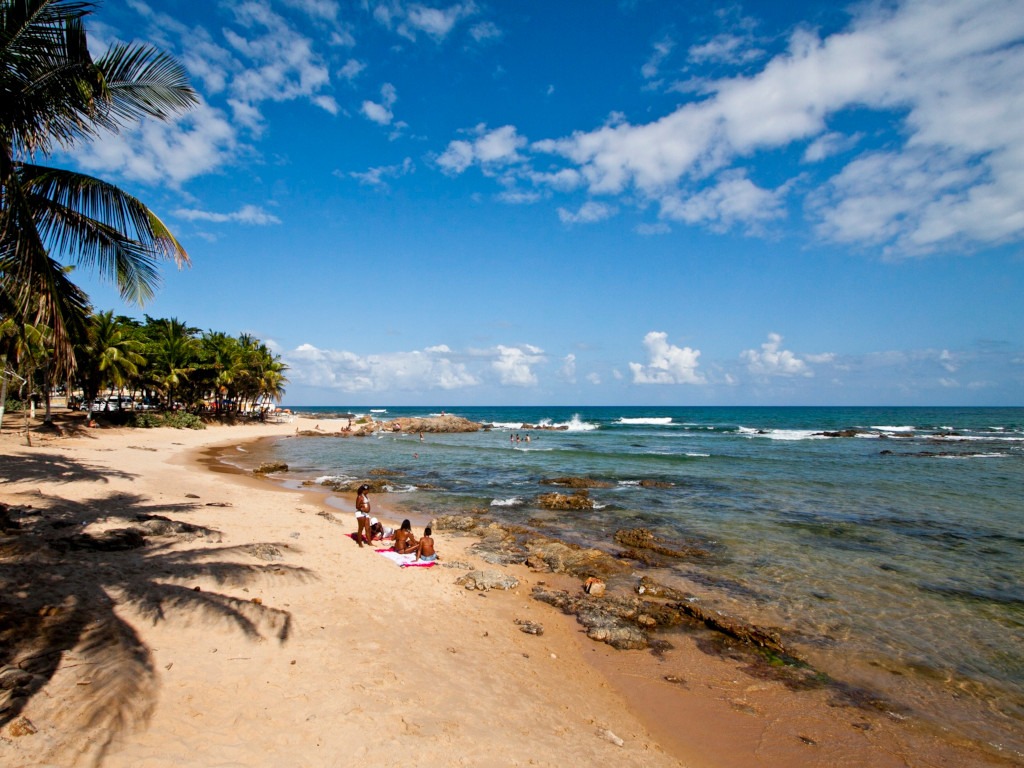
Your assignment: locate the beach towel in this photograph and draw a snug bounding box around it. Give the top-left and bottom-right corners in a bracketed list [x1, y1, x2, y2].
[375, 549, 436, 568]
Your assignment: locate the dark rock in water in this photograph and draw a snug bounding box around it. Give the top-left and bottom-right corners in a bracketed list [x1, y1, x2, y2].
[639, 479, 674, 488]
[813, 429, 862, 438]
[540, 476, 614, 489]
[537, 490, 594, 510]
[636, 575, 689, 600]
[532, 583, 788, 654]
[389, 415, 484, 433]
[369, 468, 406, 476]
[254, 461, 288, 475]
[614, 528, 712, 559]
[521, 422, 568, 431]
[433, 514, 480, 532]
[326, 478, 392, 493]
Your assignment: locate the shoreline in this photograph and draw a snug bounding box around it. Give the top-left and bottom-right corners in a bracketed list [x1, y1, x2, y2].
[0, 413, 1012, 767]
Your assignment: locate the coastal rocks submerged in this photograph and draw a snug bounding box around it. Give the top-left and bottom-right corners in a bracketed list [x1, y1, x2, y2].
[537, 490, 594, 511]
[614, 528, 714, 562]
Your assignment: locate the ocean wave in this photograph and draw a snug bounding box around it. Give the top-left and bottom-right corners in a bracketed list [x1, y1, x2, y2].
[491, 421, 525, 429]
[872, 425, 917, 432]
[738, 426, 825, 441]
[686, 452, 710, 457]
[490, 497, 522, 507]
[617, 417, 674, 425]
[314, 474, 352, 485]
[562, 414, 599, 431]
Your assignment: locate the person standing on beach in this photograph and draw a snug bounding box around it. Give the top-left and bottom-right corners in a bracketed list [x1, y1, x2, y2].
[355, 484, 372, 547]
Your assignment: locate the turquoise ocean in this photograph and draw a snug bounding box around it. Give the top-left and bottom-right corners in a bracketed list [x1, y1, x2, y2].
[246, 406, 1023, 757]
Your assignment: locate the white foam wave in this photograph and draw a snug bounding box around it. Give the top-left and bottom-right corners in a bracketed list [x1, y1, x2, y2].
[617, 417, 674, 425]
[738, 426, 824, 441]
[562, 414, 598, 431]
[872, 425, 916, 432]
[491, 497, 522, 507]
[686, 452, 710, 457]
[938, 453, 1008, 459]
[492, 421, 524, 430]
[314, 474, 351, 485]
[370, 409, 387, 413]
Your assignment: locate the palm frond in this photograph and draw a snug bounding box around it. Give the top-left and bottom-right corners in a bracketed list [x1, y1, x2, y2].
[94, 42, 197, 125]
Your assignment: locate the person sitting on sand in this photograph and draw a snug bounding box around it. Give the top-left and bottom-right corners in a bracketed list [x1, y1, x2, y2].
[369, 517, 394, 542]
[354, 484, 372, 547]
[412, 526, 436, 562]
[393, 519, 418, 554]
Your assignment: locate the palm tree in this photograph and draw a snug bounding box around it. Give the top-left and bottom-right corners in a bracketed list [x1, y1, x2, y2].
[144, 316, 196, 408]
[76, 309, 145, 415]
[1, 0, 197, 374]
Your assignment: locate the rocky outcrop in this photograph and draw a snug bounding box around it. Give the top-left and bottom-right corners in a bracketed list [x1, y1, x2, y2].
[532, 585, 788, 654]
[388, 415, 484, 433]
[523, 537, 629, 579]
[322, 478, 392, 493]
[455, 569, 519, 591]
[253, 461, 288, 475]
[432, 514, 481, 532]
[540, 476, 614, 489]
[537, 490, 594, 510]
[614, 528, 713, 560]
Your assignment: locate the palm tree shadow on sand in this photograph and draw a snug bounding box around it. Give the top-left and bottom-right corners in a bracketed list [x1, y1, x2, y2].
[0, 474, 313, 766]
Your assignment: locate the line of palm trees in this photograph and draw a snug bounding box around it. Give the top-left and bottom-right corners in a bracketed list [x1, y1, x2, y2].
[76, 311, 287, 414]
[2, 1, 288, 423]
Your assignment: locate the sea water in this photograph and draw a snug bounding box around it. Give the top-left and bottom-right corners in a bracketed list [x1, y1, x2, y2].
[250, 406, 1023, 756]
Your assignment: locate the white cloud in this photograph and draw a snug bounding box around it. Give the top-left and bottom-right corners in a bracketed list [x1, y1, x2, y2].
[285, 343, 480, 392]
[586, 372, 601, 385]
[629, 331, 706, 385]
[370, 1, 479, 42]
[71, 101, 239, 186]
[558, 354, 577, 383]
[361, 82, 398, 125]
[437, 125, 527, 174]
[490, 344, 546, 387]
[687, 33, 763, 65]
[658, 171, 785, 232]
[280, 0, 339, 21]
[173, 204, 281, 225]
[741, 333, 812, 377]
[469, 21, 501, 43]
[642, 36, 675, 79]
[339, 59, 366, 82]
[557, 201, 615, 225]
[347, 157, 414, 188]
[527, 0, 1024, 253]
[803, 131, 862, 163]
[636, 222, 671, 235]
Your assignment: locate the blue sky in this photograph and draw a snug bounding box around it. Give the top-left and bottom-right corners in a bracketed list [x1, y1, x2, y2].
[65, 0, 1023, 406]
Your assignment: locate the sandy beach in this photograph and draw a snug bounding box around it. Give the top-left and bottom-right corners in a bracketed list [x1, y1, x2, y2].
[0, 413, 1010, 767]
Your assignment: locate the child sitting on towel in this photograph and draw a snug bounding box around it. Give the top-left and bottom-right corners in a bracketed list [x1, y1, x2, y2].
[369, 518, 394, 542]
[412, 526, 436, 562]
[393, 520, 418, 554]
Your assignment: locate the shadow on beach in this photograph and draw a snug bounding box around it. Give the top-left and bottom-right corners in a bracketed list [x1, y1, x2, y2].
[0, 456, 313, 765]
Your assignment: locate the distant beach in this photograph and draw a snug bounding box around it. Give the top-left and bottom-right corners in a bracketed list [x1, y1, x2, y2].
[0, 408, 1018, 767]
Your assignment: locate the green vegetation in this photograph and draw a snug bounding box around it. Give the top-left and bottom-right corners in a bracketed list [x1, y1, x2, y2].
[0, 2, 286, 433]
